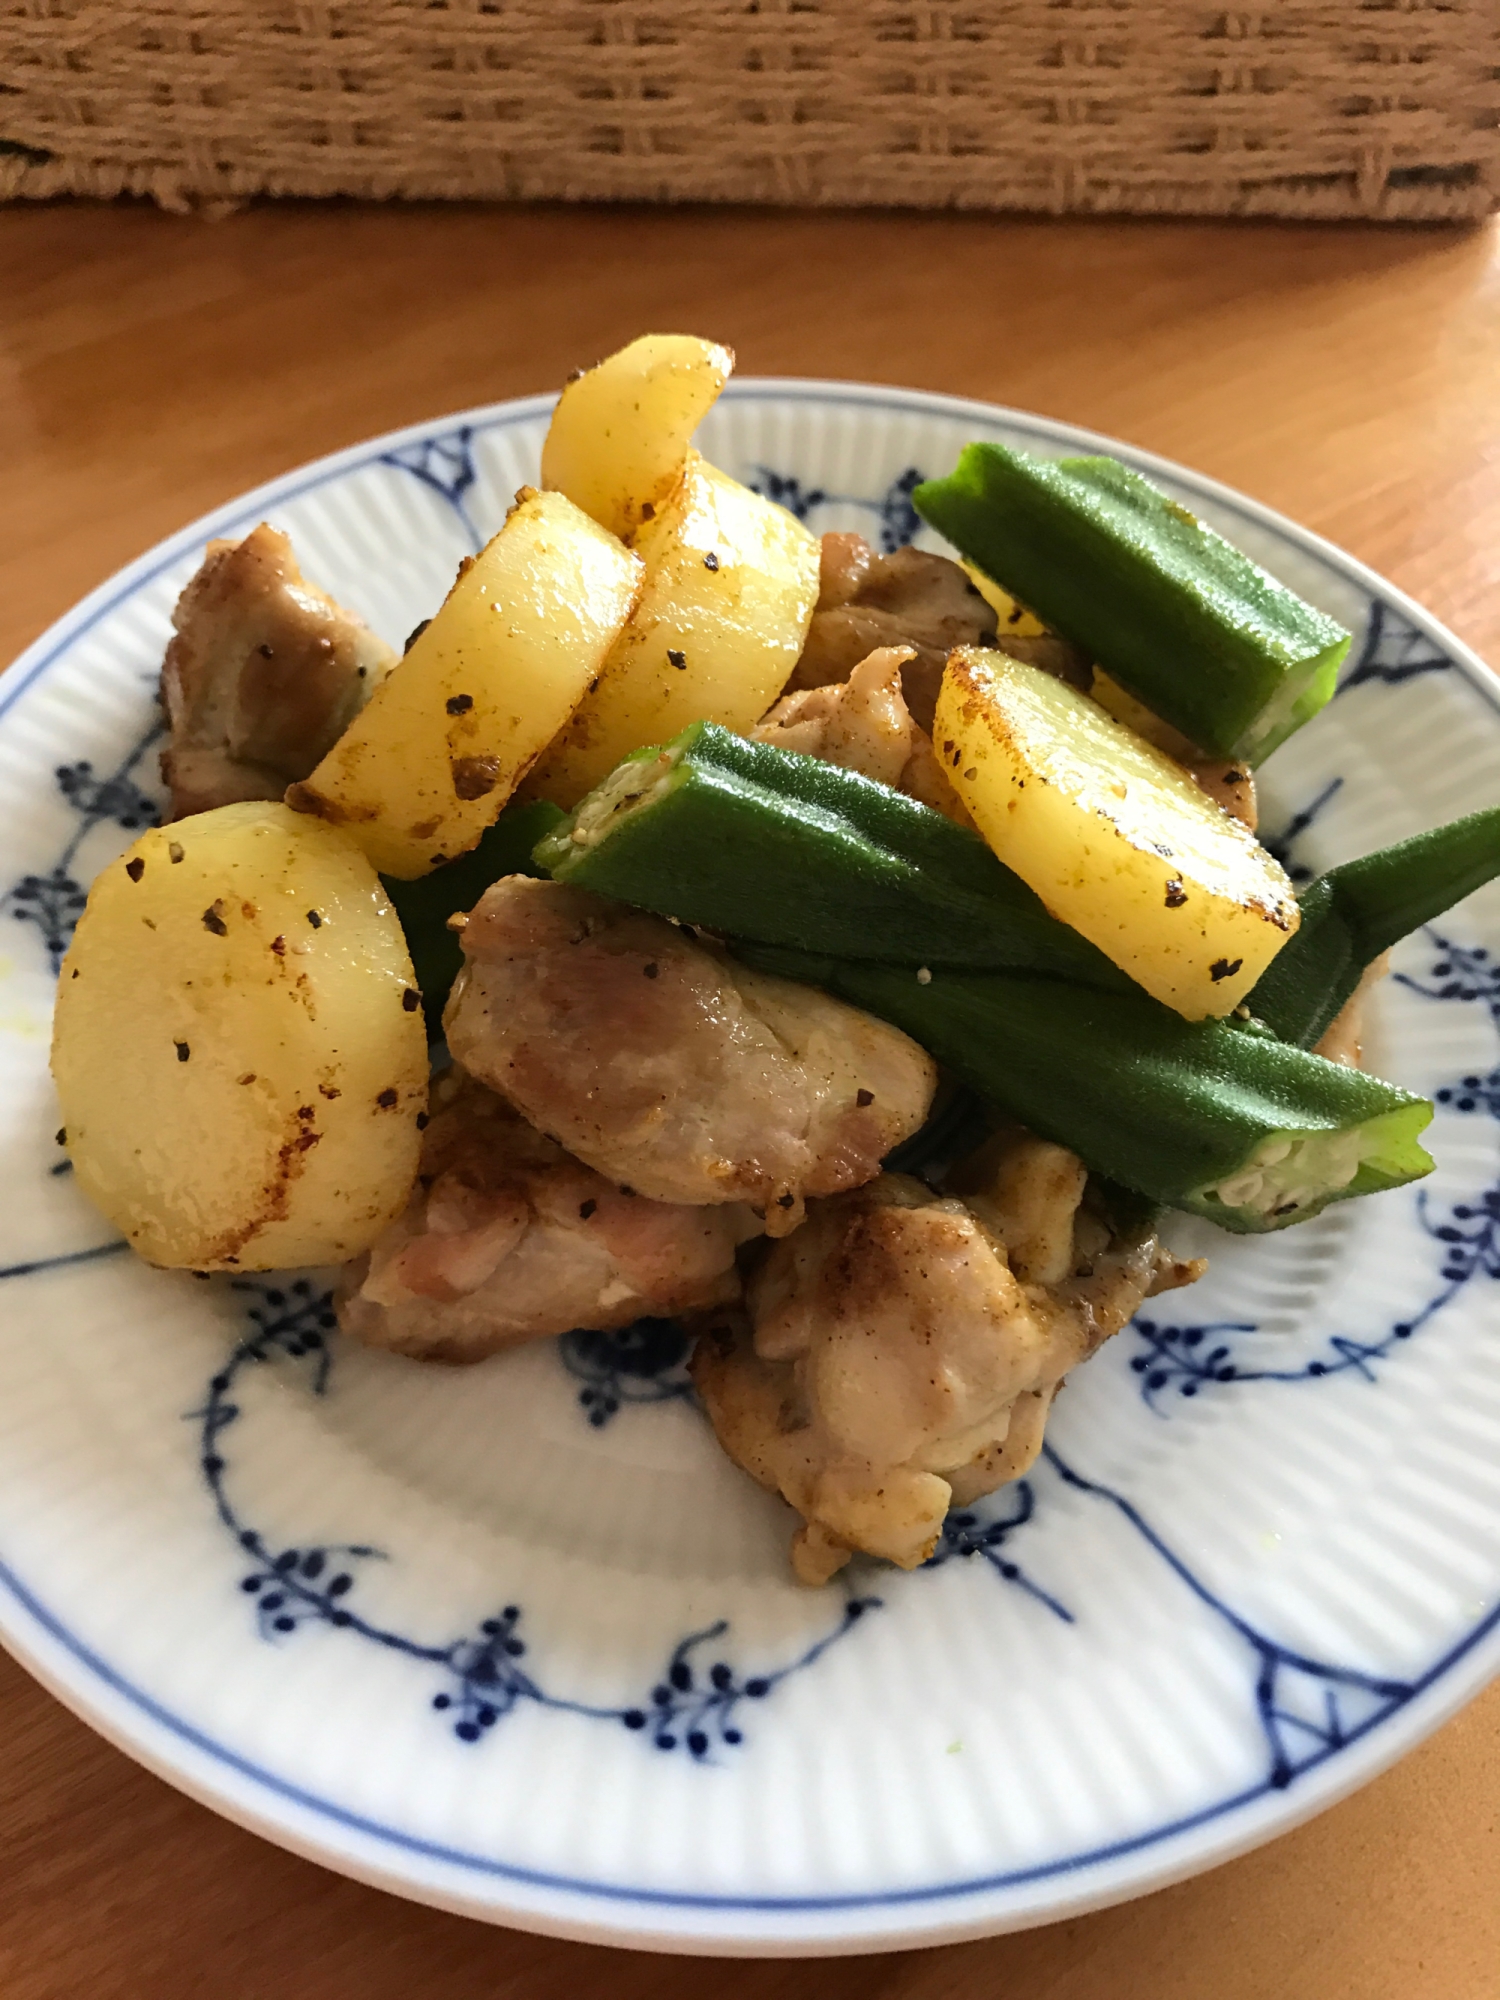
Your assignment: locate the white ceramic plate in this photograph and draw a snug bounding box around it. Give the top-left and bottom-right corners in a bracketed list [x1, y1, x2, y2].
[1, 384, 1497, 1957]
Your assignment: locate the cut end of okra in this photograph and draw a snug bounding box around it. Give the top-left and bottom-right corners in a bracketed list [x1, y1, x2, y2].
[533, 742, 680, 878]
[1183, 1099, 1434, 1233]
[914, 443, 1351, 764]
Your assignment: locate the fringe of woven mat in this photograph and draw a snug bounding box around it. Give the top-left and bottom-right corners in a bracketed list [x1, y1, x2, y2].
[2, 2, 1496, 223]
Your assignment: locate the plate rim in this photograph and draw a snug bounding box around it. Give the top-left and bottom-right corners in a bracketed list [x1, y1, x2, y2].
[2, 377, 1497, 1953]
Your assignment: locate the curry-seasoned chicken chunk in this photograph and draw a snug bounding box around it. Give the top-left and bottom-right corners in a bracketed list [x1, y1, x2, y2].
[338, 1070, 760, 1363]
[754, 643, 973, 825]
[444, 878, 937, 1234]
[788, 534, 1087, 732]
[160, 523, 395, 820]
[693, 1147, 1204, 1584]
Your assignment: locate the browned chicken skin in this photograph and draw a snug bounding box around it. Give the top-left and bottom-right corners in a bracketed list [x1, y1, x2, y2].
[160, 523, 395, 820]
[694, 1142, 1204, 1584]
[338, 1069, 761, 1363]
[754, 643, 973, 826]
[789, 534, 1089, 732]
[444, 877, 938, 1235]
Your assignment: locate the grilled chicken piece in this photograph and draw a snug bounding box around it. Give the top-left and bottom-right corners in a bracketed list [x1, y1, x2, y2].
[754, 644, 973, 825]
[338, 1070, 760, 1363]
[788, 535, 1088, 732]
[444, 878, 937, 1235]
[160, 523, 396, 820]
[693, 1149, 1205, 1585]
[1313, 951, 1390, 1069]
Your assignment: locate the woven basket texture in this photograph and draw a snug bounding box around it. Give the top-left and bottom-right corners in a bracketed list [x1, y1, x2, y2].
[2, 3, 1497, 222]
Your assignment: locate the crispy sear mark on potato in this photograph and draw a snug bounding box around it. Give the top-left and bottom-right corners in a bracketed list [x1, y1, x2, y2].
[160, 523, 396, 822]
[450, 754, 503, 801]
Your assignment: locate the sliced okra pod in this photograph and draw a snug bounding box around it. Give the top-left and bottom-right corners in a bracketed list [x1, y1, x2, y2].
[533, 721, 1130, 989]
[734, 943, 1433, 1234]
[1250, 806, 1500, 1048]
[913, 443, 1350, 764]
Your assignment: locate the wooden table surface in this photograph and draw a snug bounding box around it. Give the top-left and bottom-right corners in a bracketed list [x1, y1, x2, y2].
[1, 202, 1497, 1999]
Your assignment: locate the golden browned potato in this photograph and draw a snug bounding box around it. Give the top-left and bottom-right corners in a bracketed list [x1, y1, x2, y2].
[935, 649, 1299, 1019]
[286, 489, 642, 878]
[51, 803, 428, 1270]
[540, 333, 734, 543]
[958, 561, 1048, 637]
[526, 452, 820, 808]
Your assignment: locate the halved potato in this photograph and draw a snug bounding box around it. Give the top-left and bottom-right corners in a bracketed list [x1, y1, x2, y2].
[526, 451, 821, 809]
[51, 803, 428, 1270]
[541, 333, 734, 544]
[935, 649, 1299, 1019]
[287, 489, 642, 878]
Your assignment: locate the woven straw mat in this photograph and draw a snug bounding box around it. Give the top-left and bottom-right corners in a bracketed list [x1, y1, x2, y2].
[2, 3, 1497, 222]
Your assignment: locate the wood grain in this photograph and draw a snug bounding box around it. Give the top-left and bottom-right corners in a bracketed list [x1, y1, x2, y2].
[0, 201, 1496, 1999]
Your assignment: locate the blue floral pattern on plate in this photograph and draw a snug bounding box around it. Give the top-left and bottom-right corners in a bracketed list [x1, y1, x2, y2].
[0, 385, 1496, 1948]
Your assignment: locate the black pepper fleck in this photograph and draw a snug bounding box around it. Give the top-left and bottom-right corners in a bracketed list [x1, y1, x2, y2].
[125, 857, 145, 882]
[579, 1198, 597, 1220]
[402, 988, 421, 1012]
[1164, 880, 1188, 908]
[667, 648, 687, 670]
[175, 1041, 191, 1062]
[446, 693, 474, 715]
[776, 1192, 795, 1208]
[55, 1127, 66, 1146]
[1210, 957, 1244, 982]
[201, 904, 228, 936]
[703, 551, 720, 572]
[376, 1087, 399, 1108]
[415, 1111, 429, 1129]
[855, 1088, 874, 1107]
[307, 910, 322, 928]
[619, 1185, 636, 1198]
[643, 961, 659, 979]
[640, 500, 655, 520]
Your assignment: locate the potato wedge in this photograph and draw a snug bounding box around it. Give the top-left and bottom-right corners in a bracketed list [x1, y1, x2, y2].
[541, 333, 734, 543]
[51, 803, 428, 1270]
[287, 489, 642, 878]
[527, 451, 821, 809]
[958, 561, 1047, 638]
[935, 650, 1299, 1018]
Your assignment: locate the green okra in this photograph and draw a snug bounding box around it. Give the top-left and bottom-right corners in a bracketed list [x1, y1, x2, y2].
[734, 943, 1433, 1234]
[1249, 807, 1500, 1049]
[914, 444, 1350, 765]
[383, 796, 565, 1032]
[533, 721, 1130, 990]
